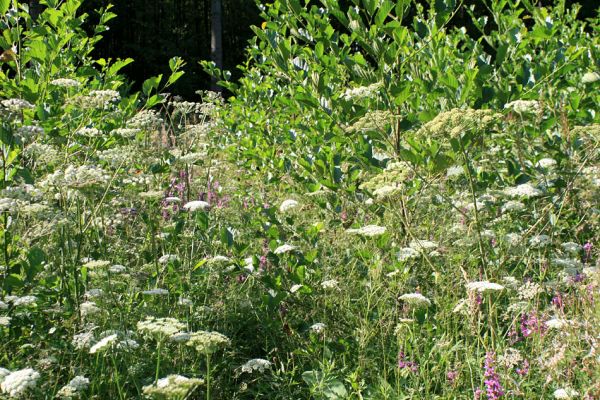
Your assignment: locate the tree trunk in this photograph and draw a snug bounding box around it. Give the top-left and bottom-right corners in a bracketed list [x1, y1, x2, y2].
[210, 0, 223, 93]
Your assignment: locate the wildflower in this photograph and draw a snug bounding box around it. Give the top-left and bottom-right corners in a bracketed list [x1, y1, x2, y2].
[504, 99, 540, 114]
[241, 358, 272, 373]
[139, 190, 164, 200]
[446, 370, 458, 383]
[0, 317, 11, 327]
[15, 125, 43, 142]
[1, 98, 34, 112]
[290, 284, 303, 293]
[544, 318, 571, 331]
[553, 388, 580, 399]
[516, 359, 529, 376]
[177, 297, 193, 307]
[208, 255, 230, 264]
[158, 254, 179, 264]
[0, 368, 40, 398]
[581, 71, 600, 84]
[111, 128, 141, 138]
[142, 375, 203, 399]
[466, 281, 505, 293]
[186, 331, 230, 354]
[409, 239, 438, 251]
[501, 201, 525, 213]
[397, 351, 418, 373]
[72, 331, 95, 350]
[482, 352, 504, 399]
[50, 78, 81, 87]
[76, 127, 101, 137]
[561, 242, 582, 253]
[529, 235, 551, 248]
[84, 289, 104, 299]
[56, 376, 89, 398]
[309, 323, 326, 334]
[504, 233, 522, 246]
[11, 296, 37, 307]
[137, 317, 185, 339]
[279, 199, 299, 213]
[415, 108, 499, 139]
[183, 200, 210, 212]
[503, 183, 543, 198]
[341, 82, 382, 101]
[109, 264, 126, 274]
[80, 302, 101, 318]
[346, 225, 387, 237]
[164, 196, 181, 203]
[142, 288, 169, 296]
[536, 158, 557, 169]
[89, 334, 118, 354]
[170, 332, 192, 343]
[321, 279, 339, 290]
[399, 293, 431, 307]
[446, 166, 464, 178]
[274, 244, 296, 254]
[83, 260, 110, 269]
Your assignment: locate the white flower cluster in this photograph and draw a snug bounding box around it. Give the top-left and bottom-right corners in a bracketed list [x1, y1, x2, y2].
[553, 388, 579, 399]
[183, 200, 210, 212]
[504, 183, 543, 199]
[465, 281, 505, 293]
[504, 99, 540, 114]
[111, 128, 141, 138]
[127, 110, 164, 130]
[1, 98, 34, 112]
[89, 90, 120, 104]
[241, 358, 272, 373]
[397, 247, 420, 261]
[50, 78, 81, 88]
[39, 165, 109, 190]
[341, 82, 382, 101]
[142, 375, 203, 399]
[274, 244, 297, 254]
[158, 254, 179, 264]
[0, 368, 40, 398]
[89, 331, 139, 354]
[137, 317, 185, 338]
[321, 279, 339, 290]
[23, 143, 61, 167]
[399, 293, 431, 307]
[15, 125, 44, 142]
[76, 127, 101, 137]
[279, 199, 299, 213]
[346, 225, 387, 237]
[56, 375, 89, 398]
[97, 146, 138, 167]
[186, 331, 230, 354]
[309, 323, 326, 334]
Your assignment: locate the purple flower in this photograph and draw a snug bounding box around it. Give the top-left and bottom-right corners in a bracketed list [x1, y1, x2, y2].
[482, 352, 504, 399]
[551, 293, 563, 311]
[397, 350, 418, 373]
[583, 242, 592, 263]
[446, 370, 458, 383]
[516, 359, 529, 376]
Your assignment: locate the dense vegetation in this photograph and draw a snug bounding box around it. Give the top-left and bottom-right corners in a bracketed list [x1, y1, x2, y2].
[0, 0, 598, 399]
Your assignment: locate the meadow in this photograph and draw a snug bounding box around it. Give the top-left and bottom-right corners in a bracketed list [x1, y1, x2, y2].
[0, 0, 598, 398]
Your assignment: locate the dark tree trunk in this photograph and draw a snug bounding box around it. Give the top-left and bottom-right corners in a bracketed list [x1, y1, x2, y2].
[210, 0, 223, 92]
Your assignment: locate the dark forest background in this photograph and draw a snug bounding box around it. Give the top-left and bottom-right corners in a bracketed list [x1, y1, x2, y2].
[76, 0, 598, 100]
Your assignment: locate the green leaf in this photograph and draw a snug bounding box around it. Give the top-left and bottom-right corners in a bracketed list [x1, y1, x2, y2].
[142, 74, 162, 96]
[0, 0, 9, 15]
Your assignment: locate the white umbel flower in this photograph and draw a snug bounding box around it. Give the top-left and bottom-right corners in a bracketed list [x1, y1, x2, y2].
[346, 225, 387, 237]
[137, 317, 185, 339]
[142, 288, 169, 296]
[274, 244, 296, 254]
[553, 388, 579, 399]
[397, 247, 420, 261]
[504, 99, 540, 114]
[309, 323, 326, 334]
[241, 358, 272, 373]
[536, 158, 557, 169]
[183, 200, 210, 212]
[89, 334, 118, 354]
[56, 375, 90, 398]
[399, 293, 431, 307]
[0, 368, 40, 398]
[279, 199, 299, 213]
[466, 281, 505, 293]
[321, 279, 339, 290]
[158, 254, 179, 264]
[545, 318, 573, 331]
[504, 183, 543, 198]
[142, 375, 204, 399]
[582, 71, 600, 84]
[409, 239, 438, 251]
